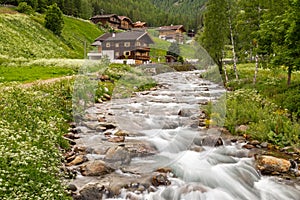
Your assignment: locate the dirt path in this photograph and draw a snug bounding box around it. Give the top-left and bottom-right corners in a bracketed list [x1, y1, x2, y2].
[21, 75, 75, 88]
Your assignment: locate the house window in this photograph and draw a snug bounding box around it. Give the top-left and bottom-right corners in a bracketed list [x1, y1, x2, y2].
[106, 42, 110, 48]
[136, 42, 141, 46]
[124, 51, 131, 56]
[124, 42, 130, 47]
[115, 43, 119, 47]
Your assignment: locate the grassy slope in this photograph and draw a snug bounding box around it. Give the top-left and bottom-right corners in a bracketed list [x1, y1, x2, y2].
[0, 8, 103, 60]
[148, 29, 196, 62]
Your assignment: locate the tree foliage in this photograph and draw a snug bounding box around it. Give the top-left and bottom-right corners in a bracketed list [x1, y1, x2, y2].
[16, 2, 34, 14]
[197, 0, 228, 72]
[198, 0, 299, 85]
[9, 0, 208, 30]
[45, 3, 64, 36]
[167, 42, 180, 58]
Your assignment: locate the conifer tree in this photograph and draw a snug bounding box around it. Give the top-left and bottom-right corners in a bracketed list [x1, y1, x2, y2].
[45, 3, 64, 36]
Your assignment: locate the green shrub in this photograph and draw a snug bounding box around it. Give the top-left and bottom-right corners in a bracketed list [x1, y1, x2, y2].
[223, 89, 299, 147]
[16, 2, 34, 14]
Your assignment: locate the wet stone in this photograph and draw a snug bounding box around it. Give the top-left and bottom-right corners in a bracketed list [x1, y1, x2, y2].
[66, 155, 88, 166]
[74, 183, 108, 200]
[242, 144, 255, 149]
[108, 136, 125, 143]
[80, 160, 114, 176]
[67, 184, 77, 192]
[151, 173, 171, 187]
[255, 155, 291, 174]
[105, 145, 131, 165]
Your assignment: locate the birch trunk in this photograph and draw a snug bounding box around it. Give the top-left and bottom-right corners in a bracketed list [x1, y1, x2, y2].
[228, 16, 238, 80]
[253, 54, 259, 84]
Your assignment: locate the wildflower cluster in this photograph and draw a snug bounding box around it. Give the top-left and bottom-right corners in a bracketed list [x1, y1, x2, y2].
[0, 80, 73, 199]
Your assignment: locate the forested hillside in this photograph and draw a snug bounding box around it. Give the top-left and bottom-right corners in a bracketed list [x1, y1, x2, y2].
[151, 0, 207, 29]
[1, 0, 207, 29]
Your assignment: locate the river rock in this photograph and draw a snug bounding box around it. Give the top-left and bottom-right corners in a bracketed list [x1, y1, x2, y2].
[74, 146, 87, 153]
[255, 155, 291, 174]
[242, 144, 255, 149]
[105, 145, 131, 165]
[249, 140, 260, 146]
[64, 132, 80, 140]
[74, 183, 108, 200]
[108, 136, 125, 143]
[114, 130, 129, 136]
[67, 184, 77, 192]
[151, 173, 171, 187]
[98, 122, 116, 129]
[80, 160, 114, 176]
[156, 167, 173, 174]
[125, 140, 157, 157]
[260, 142, 269, 148]
[201, 135, 223, 147]
[66, 155, 88, 166]
[236, 125, 248, 132]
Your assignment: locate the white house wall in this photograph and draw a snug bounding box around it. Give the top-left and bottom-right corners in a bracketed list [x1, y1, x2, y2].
[102, 50, 115, 60]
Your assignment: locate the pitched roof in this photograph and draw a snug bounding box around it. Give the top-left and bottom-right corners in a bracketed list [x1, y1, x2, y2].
[118, 16, 133, 23]
[133, 21, 147, 27]
[90, 14, 118, 19]
[104, 31, 154, 43]
[157, 25, 186, 32]
[95, 33, 112, 42]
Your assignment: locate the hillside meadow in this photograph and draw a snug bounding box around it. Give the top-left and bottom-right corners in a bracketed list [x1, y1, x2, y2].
[0, 8, 103, 62]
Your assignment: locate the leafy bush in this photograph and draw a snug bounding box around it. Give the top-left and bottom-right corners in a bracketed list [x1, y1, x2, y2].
[16, 2, 34, 14]
[223, 89, 299, 147]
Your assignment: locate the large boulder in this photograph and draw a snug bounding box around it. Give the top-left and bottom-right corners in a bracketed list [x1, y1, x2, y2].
[80, 160, 114, 176]
[105, 145, 131, 165]
[74, 183, 108, 200]
[255, 155, 291, 175]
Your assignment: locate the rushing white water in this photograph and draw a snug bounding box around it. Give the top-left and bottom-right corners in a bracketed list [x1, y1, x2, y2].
[108, 70, 300, 200]
[71, 69, 300, 200]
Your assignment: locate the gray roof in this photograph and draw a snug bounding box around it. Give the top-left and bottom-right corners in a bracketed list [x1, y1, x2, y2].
[101, 31, 154, 43]
[90, 14, 117, 19]
[157, 25, 186, 32]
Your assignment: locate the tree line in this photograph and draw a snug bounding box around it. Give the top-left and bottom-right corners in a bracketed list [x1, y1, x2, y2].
[197, 0, 300, 85]
[1, 0, 207, 30]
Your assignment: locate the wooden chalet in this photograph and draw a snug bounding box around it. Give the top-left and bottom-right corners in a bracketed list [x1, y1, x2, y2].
[90, 31, 154, 64]
[90, 14, 121, 29]
[156, 25, 186, 44]
[133, 21, 147, 29]
[119, 16, 133, 30]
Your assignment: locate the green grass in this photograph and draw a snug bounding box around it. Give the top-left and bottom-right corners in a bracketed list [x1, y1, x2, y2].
[226, 63, 300, 118]
[0, 9, 103, 60]
[148, 29, 204, 62]
[0, 65, 77, 83]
